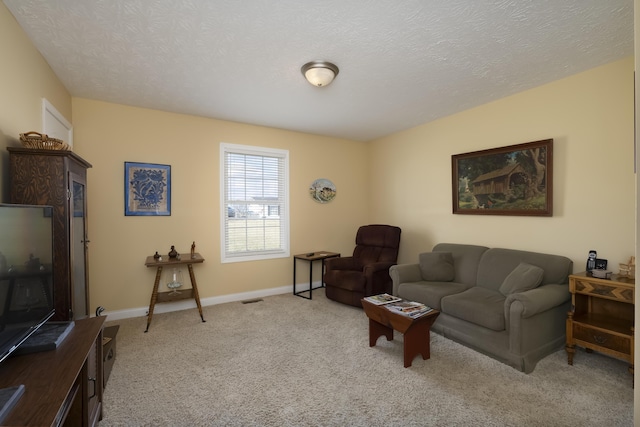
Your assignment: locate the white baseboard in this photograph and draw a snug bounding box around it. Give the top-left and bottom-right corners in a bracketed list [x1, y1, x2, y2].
[103, 282, 324, 322]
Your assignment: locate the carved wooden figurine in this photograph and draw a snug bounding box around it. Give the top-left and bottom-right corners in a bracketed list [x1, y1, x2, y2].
[168, 245, 178, 259]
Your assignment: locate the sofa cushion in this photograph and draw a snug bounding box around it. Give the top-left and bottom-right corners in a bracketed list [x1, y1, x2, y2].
[476, 248, 573, 291]
[499, 262, 545, 296]
[441, 287, 506, 331]
[432, 243, 489, 286]
[396, 281, 470, 310]
[419, 252, 455, 281]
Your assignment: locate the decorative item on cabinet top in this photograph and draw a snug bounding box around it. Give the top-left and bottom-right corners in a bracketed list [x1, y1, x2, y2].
[19, 131, 70, 151]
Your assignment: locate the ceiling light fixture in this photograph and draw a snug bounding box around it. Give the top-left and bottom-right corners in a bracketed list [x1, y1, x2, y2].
[301, 61, 339, 87]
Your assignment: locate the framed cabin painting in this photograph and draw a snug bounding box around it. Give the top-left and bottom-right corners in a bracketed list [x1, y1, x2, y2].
[452, 139, 553, 216]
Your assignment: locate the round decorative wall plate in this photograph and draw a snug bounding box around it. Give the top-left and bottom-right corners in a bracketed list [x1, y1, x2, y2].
[309, 178, 336, 203]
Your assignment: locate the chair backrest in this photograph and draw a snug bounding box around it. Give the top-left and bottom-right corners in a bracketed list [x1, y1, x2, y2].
[352, 224, 401, 266]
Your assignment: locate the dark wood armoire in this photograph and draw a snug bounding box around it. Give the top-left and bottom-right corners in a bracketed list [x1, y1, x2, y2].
[8, 147, 92, 321]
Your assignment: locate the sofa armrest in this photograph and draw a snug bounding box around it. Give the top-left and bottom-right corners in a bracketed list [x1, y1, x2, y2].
[505, 283, 571, 361]
[389, 264, 422, 295]
[363, 261, 395, 276]
[363, 262, 397, 295]
[505, 283, 570, 319]
[325, 256, 358, 271]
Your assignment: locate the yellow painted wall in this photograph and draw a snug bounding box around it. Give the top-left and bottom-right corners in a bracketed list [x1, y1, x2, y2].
[369, 57, 635, 273]
[0, 3, 71, 197]
[72, 99, 368, 312]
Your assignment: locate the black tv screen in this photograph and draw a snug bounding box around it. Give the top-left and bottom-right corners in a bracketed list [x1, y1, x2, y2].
[0, 204, 55, 364]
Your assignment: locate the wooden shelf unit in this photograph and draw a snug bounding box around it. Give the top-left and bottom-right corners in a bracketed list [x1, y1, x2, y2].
[8, 147, 92, 321]
[566, 272, 634, 374]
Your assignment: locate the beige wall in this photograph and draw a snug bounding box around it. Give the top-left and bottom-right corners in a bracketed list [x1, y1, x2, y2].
[0, 4, 72, 198]
[72, 99, 369, 312]
[369, 57, 635, 274]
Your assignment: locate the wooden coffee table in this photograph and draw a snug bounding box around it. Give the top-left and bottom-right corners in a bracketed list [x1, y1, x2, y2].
[361, 298, 440, 368]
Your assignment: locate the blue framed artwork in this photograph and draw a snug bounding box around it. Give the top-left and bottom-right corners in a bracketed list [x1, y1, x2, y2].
[124, 162, 171, 216]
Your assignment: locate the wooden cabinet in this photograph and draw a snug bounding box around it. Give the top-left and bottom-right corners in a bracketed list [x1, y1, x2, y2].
[0, 316, 105, 426]
[566, 272, 634, 374]
[102, 325, 119, 387]
[8, 148, 92, 321]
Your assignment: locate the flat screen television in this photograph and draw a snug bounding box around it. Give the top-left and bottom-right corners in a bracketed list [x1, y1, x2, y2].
[0, 204, 54, 364]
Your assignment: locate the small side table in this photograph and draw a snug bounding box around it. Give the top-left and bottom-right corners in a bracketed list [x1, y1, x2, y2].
[566, 271, 635, 376]
[293, 251, 340, 299]
[144, 253, 206, 332]
[361, 298, 440, 368]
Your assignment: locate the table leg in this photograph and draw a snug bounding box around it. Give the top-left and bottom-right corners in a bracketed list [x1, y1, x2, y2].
[566, 344, 575, 365]
[293, 257, 313, 299]
[293, 257, 297, 296]
[403, 322, 432, 368]
[145, 266, 163, 332]
[566, 313, 575, 365]
[308, 261, 313, 299]
[369, 318, 393, 347]
[188, 264, 205, 323]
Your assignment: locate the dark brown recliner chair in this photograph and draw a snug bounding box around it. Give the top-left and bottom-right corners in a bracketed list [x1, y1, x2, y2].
[324, 224, 401, 307]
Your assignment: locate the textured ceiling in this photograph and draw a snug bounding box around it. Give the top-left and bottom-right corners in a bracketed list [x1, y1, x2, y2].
[3, 0, 634, 141]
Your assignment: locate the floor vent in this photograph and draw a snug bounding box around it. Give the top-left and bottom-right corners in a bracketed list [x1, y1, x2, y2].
[241, 298, 263, 304]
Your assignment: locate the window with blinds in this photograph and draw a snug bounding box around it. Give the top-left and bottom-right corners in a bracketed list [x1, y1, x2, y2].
[220, 143, 290, 263]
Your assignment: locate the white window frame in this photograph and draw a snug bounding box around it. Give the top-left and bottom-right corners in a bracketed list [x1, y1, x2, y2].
[220, 143, 290, 263]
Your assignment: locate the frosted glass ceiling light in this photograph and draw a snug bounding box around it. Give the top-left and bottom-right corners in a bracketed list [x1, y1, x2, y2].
[301, 61, 339, 87]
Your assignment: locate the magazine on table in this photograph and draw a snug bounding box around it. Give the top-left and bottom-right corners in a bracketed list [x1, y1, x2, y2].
[364, 293, 402, 305]
[386, 300, 433, 318]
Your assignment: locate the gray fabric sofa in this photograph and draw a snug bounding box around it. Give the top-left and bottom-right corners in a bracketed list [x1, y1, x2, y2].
[390, 243, 573, 373]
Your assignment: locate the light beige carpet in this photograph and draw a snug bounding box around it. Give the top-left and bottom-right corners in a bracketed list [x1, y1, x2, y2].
[98, 289, 633, 426]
